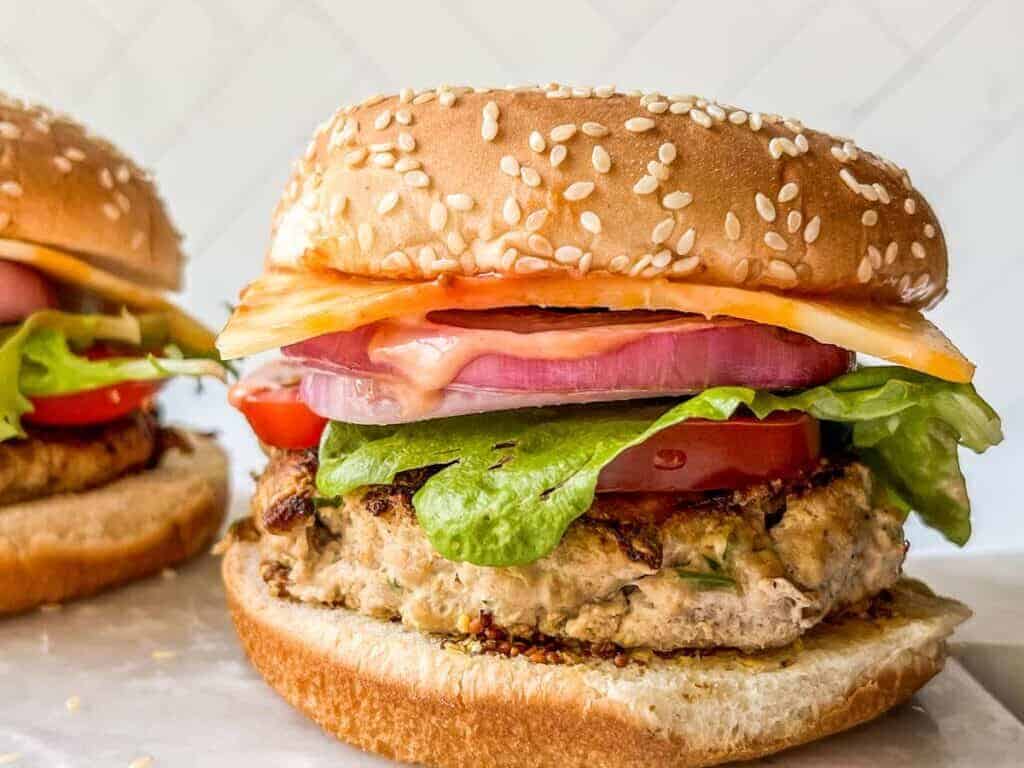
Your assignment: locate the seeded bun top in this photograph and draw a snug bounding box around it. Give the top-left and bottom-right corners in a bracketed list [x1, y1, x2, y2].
[270, 85, 947, 307]
[0, 93, 184, 291]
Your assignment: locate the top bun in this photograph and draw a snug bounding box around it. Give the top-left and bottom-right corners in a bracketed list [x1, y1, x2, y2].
[0, 93, 184, 291]
[271, 85, 947, 307]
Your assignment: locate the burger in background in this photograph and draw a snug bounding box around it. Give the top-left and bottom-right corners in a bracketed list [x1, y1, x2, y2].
[0, 94, 228, 614]
[218, 85, 1001, 767]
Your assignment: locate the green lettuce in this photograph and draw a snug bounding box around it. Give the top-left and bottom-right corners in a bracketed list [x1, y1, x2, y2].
[1, 311, 226, 441]
[317, 367, 1001, 567]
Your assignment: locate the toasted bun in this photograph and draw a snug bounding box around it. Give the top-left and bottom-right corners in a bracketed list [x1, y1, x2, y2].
[0, 93, 184, 290]
[272, 86, 946, 307]
[224, 540, 969, 768]
[0, 432, 228, 615]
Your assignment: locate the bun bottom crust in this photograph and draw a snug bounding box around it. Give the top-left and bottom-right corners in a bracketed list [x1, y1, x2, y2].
[0, 433, 228, 615]
[223, 540, 969, 768]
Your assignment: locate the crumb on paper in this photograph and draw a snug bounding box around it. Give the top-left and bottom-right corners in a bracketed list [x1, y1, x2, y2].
[161, 568, 177, 580]
[151, 650, 177, 661]
[65, 695, 81, 713]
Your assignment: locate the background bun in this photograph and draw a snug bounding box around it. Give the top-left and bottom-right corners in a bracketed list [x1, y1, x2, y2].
[272, 86, 947, 308]
[0, 433, 228, 615]
[224, 540, 968, 768]
[0, 92, 184, 291]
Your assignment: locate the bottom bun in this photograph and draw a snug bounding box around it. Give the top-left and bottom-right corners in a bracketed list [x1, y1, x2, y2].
[0, 432, 228, 615]
[223, 540, 969, 768]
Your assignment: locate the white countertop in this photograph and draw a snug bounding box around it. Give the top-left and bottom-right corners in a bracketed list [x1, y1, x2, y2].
[2, 499, 1022, 767]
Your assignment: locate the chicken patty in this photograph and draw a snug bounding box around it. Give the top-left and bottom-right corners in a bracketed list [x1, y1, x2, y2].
[0, 411, 164, 505]
[247, 449, 906, 652]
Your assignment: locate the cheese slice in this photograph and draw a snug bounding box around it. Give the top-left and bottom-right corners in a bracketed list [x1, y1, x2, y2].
[217, 267, 974, 383]
[0, 238, 217, 354]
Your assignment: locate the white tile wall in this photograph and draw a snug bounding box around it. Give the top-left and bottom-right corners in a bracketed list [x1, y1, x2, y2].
[1, 0, 1019, 553]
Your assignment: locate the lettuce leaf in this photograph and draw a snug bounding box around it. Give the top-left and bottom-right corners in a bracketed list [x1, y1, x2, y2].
[1, 311, 226, 441]
[317, 367, 1001, 567]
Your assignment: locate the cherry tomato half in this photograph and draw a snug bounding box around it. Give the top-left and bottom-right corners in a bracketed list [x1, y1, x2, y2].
[25, 380, 163, 427]
[229, 364, 326, 450]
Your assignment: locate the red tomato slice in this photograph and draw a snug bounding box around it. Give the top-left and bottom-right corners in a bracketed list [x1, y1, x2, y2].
[25, 380, 163, 427]
[229, 361, 327, 449]
[597, 412, 821, 493]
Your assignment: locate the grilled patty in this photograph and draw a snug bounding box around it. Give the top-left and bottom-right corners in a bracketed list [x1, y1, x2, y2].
[0, 410, 165, 505]
[247, 448, 907, 652]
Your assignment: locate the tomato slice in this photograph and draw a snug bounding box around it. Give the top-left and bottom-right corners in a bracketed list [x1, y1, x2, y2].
[25, 380, 163, 427]
[597, 412, 821, 493]
[229, 361, 327, 449]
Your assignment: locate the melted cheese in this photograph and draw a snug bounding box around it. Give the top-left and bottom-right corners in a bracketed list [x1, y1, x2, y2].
[0, 238, 217, 353]
[218, 267, 974, 382]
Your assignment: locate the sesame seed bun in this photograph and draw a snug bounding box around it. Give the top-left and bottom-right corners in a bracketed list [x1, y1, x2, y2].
[0, 432, 228, 615]
[223, 539, 969, 768]
[271, 86, 947, 308]
[0, 93, 184, 291]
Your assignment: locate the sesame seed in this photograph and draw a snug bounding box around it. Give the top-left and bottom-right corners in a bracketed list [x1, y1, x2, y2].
[898, 274, 912, 295]
[564, 181, 594, 201]
[748, 113, 763, 131]
[658, 142, 677, 165]
[128, 756, 154, 768]
[515, 256, 549, 274]
[483, 101, 500, 120]
[911, 241, 926, 259]
[734, 258, 751, 282]
[629, 254, 654, 277]
[676, 227, 696, 256]
[63, 147, 85, 161]
[873, 183, 891, 204]
[361, 93, 385, 107]
[344, 148, 367, 166]
[399, 87, 414, 103]
[786, 210, 802, 233]
[591, 145, 611, 174]
[578, 252, 594, 274]
[434, 257, 460, 272]
[525, 209, 549, 231]
[131, 230, 145, 250]
[65, 695, 81, 713]
[728, 110, 748, 125]
[904, 197, 917, 215]
[482, 117, 498, 142]
[595, 85, 615, 98]
[52, 155, 72, 173]
[803, 215, 821, 244]
[358, 222, 374, 252]
[646, 101, 669, 114]
[412, 91, 436, 105]
[572, 86, 592, 98]
[924, 223, 936, 239]
[546, 88, 571, 100]
[651, 217, 675, 245]
[404, 170, 430, 188]
[1, 181, 23, 198]
[755, 193, 776, 223]
[647, 160, 669, 181]
[857, 257, 873, 283]
[725, 211, 741, 241]
[373, 110, 392, 130]
[439, 91, 456, 108]
[885, 241, 899, 265]
[768, 259, 798, 285]
[672, 255, 700, 275]
[550, 123, 577, 143]
[502, 196, 521, 225]
[625, 117, 656, 133]
[669, 101, 690, 114]
[383, 251, 411, 272]
[860, 184, 879, 202]
[581, 122, 608, 138]
[520, 166, 541, 187]
[867, 245, 882, 269]
[652, 249, 672, 268]
[839, 168, 860, 193]
[371, 152, 396, 168]
[555, 245, 583, 264]
[418, 247, 436, 272]
[102, 202, 120, 220]
[831, 146, 849, 163]
[395, 109, 413, 126]
[377, 191, 399, 215]
[778, 182, 799, 203]
[794, 134, 809, 153]
[608, 254, 630, 273]
[764, 231, 788, 251]
[549, 144, 567, 167]
[528, 234, 553, 255]
[580, 211, 601, 234]
[913, 273, 930, 291]
[369, 142, 395, 153]
[861, 210, 878, 226]
[633, 175, 658, 195]
[429, 201, 447, 231]
[689, 109, 712, 129]
[500, 155, 520, 177]
[706, 104, 726, 122]
[662, 190, 692, 210]
[115, 164, 130, 183]
[397, 132, 415, 152]
[529, 131, 546, 153]
[115, 192, 130, 213]
[0, 121, 21, 139]
[446, 232, 467, 255]
[446, 193, 474, 211]
[394, 158, 420, 172]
